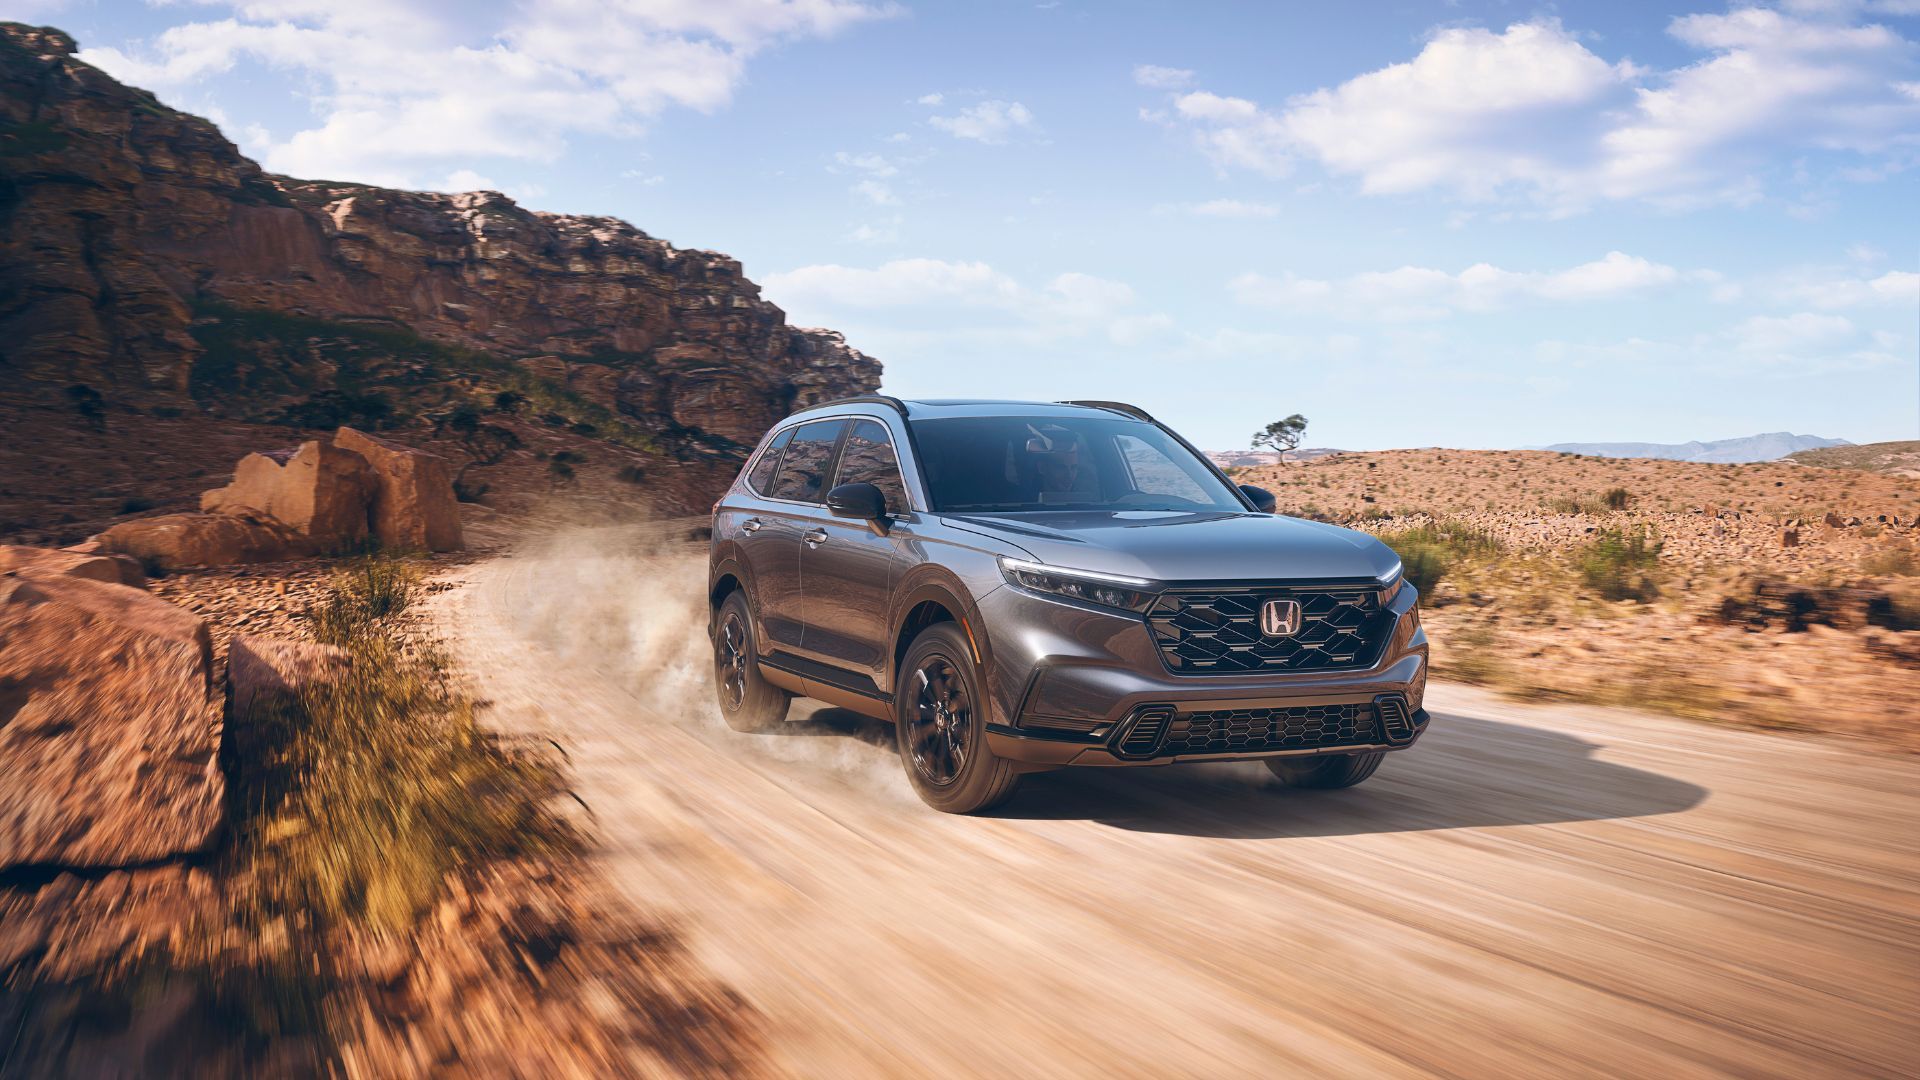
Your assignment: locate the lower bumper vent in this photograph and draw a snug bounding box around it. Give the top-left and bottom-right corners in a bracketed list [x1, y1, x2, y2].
[1115, 705, 1175, 758]
[1374, 694, 1416, 745]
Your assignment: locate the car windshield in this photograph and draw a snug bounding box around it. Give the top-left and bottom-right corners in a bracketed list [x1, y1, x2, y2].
[909, 414, 1246, 513]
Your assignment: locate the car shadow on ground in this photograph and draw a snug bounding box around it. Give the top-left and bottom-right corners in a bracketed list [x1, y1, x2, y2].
[772, 707, 1710, 840]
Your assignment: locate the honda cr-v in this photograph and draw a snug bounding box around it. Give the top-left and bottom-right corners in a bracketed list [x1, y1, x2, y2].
[707, 398, 1428, 813]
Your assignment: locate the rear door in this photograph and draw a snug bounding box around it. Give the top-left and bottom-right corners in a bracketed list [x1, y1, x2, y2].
[750, 418, 848, 653]
[794, 418, 909, 682]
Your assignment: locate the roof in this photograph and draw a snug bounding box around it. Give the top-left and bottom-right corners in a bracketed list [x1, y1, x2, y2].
[789, 396, 1154, 422]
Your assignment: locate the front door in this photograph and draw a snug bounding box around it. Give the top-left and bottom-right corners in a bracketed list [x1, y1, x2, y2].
[796, 417, 908, 682]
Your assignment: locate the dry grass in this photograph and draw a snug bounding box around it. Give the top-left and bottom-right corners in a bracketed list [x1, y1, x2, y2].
[244, 555, 576, 933]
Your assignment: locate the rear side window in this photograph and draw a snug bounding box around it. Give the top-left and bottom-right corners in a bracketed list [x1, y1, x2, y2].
[833, 419, 909, 513]
[767, 420, 846, 503]
[745, 427, 793, 494]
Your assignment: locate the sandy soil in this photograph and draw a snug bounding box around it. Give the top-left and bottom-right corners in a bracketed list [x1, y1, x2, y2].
[431, 524, 1920, 1079]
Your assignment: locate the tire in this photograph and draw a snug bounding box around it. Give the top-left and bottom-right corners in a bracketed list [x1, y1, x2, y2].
[1265, 751, 1385, 789]
[713, 591, 791, 733]
[895, 623, 1021, 814]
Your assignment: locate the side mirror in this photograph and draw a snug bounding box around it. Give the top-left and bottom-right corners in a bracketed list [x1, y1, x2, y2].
[826, 482, 887, 521]
[1238, 484, 1277, 514]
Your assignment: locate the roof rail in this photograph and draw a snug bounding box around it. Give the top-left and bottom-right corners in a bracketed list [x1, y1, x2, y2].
[1057, 399, 1154, 422]
[798, 394, 910, 417]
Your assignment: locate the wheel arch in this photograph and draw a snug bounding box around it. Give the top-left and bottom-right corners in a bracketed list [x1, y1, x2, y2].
[887, 570, 994, 713]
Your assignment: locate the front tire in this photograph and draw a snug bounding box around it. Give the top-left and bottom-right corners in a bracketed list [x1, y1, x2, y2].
[895, 623, 1021, 814]
[713, 591, 791, 733]
[1265, 751, 1385, 789]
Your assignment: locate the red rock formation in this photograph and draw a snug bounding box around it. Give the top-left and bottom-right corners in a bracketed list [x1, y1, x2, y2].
[0, 561, 222, 870]
[0, 23, 879, 445]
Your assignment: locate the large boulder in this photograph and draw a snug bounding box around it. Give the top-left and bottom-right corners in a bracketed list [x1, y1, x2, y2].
[0, 573, 223, 869]
[95, 513, 309, 569]
[333, 427, 463, 552]
[201, 439, 374, 549]
[229, 633, 349, 716]
[1, 543, 144, 588]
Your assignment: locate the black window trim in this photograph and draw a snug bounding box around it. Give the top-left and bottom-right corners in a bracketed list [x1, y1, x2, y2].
[828, 416, 913, 515]
[742, 426, 795, 498]
[757, 417, 853, 507]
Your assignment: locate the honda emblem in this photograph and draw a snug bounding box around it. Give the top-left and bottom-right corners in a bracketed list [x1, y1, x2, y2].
[1259, 598, 1302, 639]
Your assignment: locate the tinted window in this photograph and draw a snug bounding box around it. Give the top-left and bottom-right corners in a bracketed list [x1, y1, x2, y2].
[909, 415, 1242, 513]
[833, 419, 909, 513]
[1115, 433, 1212, 503]
[767, 420, 846, 503]
[746, 427, 793, 494]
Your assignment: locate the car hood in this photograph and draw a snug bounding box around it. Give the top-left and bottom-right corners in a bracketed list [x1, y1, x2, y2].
[939, 510, 1400, 584]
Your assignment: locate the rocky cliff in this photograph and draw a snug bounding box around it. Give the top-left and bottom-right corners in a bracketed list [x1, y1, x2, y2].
[0, 23, 877, 450]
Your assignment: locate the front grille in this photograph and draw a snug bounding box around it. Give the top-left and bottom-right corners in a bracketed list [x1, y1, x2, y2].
[1147, 585, 1392, 674]
[1159, 703, 1376, 756]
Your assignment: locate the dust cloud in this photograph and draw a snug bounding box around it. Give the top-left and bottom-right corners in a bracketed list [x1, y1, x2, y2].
[496, 522, 917, 802]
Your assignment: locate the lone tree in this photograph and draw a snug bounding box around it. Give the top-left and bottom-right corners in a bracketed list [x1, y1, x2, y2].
[1251, 414, 1308, 461]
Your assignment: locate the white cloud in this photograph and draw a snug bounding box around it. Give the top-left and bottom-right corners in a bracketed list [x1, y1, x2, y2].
[439, 168, 496, 192]
[929, 100, 1035, 143]
[915, 92, 945, 106]
[1168, 91, 1293, 178]
[852, 178, 898, 205]
[846, 218, 901, 245]
[1145, 11, 1920, 209]
[1133, 64, 1194, 89]
[1156, 198, 1281, 218]
[1778, 269, 1920, 308]
[80, 0, 898, 188]
[1728, 311, 1857, 354]
[1231, 251, 1683, 320]
[764, 258, 1150, 346]
[834, 150, 899, 177]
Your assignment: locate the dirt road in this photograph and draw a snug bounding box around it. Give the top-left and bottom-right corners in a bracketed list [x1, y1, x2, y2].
[433, 528, 1920, 1078]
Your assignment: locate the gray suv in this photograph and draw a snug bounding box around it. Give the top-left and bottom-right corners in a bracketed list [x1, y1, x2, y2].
[707, 398, 1429, 813]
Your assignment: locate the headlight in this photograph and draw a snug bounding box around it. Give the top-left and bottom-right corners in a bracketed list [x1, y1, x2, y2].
[998, 558, 1157, 613]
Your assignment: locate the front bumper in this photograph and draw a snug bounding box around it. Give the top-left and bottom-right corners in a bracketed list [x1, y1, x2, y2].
[975, 580, 1430, 767]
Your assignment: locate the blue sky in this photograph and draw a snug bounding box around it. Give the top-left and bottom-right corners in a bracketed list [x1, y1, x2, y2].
[14, 0, 1919, 450]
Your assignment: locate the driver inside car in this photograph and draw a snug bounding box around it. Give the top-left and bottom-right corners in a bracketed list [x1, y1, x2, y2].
[1025, 424, 1098, 502]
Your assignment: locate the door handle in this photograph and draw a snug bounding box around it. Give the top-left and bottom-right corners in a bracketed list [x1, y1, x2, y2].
[740, 517, 763, 533]
[802, 528, 828, 546]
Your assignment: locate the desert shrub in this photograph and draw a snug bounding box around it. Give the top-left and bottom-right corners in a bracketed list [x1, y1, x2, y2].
[1601, 486, 1632, 510]
[308, 554, 419, 645]
[278, 389, 394, 431]
[568, 421, 598, 437]
[615, 464, 647, 485]
[249, 560, 571, 932]
[1376, 520, 1502, 594]
[119, 496, 157, 515]
[1575, 526, 1663, 601]
[1860, 547, 1919, 577]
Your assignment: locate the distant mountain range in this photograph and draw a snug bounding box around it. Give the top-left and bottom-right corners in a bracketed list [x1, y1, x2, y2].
[1532, 433, 1850, 463]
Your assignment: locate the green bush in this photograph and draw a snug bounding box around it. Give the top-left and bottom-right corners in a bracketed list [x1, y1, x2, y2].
[1601, 486, 1632, 510]
[308, 554, 419, 645]
[1376, 520, 1502, 594]
[1576, 526, 1663, 601]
